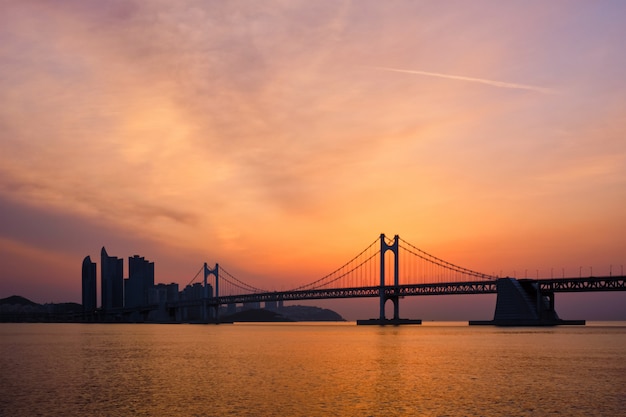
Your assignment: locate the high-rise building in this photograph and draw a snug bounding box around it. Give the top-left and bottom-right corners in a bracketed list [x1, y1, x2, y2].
[81, 255, 97, 313]
[147, 283, 179, 305]
[125, 255, 155, 308]
[101, 247, 123, 310]
[180, 283, 207, 321]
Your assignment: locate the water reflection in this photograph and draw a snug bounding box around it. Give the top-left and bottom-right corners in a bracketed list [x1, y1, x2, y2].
[1, 323, 625, 416]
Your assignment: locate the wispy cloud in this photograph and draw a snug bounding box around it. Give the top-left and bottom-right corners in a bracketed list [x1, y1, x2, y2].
[2, 0, 625, 306]
[373, 66, 556, 94]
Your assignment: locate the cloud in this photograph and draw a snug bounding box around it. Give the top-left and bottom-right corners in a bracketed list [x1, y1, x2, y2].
[373, 66, 556, 94]
[1, 1, 626, 308]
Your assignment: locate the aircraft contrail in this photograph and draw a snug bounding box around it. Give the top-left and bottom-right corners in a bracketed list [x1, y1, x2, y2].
[374, 66, 555, 94]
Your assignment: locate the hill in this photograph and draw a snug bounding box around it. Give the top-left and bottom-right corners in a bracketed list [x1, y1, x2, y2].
[0, 295, 40, 306]
[222, 305, 345, 322]
[1, 295, 82, 322]
[278, 305, 345, 321]
[222, 308, 292, 322]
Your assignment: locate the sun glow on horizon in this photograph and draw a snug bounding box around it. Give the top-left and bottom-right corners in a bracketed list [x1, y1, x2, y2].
[0, 1, 625, 318]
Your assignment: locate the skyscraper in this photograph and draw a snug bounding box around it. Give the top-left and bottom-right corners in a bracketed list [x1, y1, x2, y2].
[81, 255, 97, 313]
[125, 255, 155, 308]
[101, 247, 123, 310]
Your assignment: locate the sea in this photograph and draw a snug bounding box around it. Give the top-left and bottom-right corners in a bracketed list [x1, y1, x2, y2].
[1, 322, 624, 417]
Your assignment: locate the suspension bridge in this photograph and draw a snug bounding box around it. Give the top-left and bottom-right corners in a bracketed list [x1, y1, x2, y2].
[178, 234, 625, 325]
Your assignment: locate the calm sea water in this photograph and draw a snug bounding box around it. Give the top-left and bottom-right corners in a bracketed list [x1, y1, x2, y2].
[1, 322, 624, 417]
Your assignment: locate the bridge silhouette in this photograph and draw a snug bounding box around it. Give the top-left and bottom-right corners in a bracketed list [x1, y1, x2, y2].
[182, 234, 625, 325]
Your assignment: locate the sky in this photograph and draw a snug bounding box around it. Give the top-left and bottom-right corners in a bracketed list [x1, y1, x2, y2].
[1, 0, 625, 320]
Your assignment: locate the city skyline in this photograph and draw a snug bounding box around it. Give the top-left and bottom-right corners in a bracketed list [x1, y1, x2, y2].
[71, 240, 622, 324]
[1, 1, 625, 320]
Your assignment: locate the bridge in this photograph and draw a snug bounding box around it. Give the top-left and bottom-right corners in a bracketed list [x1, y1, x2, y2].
[178, 234, 625, 325]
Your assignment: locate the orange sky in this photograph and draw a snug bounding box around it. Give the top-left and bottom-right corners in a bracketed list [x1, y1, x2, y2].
[1, 1, 625, 319]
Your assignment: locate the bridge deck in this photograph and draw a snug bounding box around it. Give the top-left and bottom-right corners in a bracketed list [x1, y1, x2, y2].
[204, 276, 625, 306]
[96, 276, 625, 317]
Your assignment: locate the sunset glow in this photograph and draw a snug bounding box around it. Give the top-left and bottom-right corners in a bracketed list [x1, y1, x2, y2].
[1, 1, 625, 319]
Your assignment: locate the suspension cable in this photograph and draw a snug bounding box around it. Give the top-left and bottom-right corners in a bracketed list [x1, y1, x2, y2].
[220, 275, 264, 293]
[304, 252, 379, 290]
[399, 237, 495, 280]
[218, 265, 268, 293]
[184, 265, 205, 288]
[288, 237, 380, 291]
[401, 244, 490, 280]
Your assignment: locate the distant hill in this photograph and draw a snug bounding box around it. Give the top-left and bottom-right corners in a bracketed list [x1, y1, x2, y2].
[278, 305, 345, 321]
[222, 305, 345, 323]
[1, 295, 82, 322]
[0, 295, 39, 306]
[222, 308, 292, 322]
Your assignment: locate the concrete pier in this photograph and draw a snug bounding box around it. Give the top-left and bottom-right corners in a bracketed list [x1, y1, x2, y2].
[356, 318, 422, 326]
[470, 278, 585, 326]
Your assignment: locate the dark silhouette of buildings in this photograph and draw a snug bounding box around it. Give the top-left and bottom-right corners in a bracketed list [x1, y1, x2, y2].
[180, 282, 206, 321]
[82, 248, 181, 320]
[81, 256, 97, 313]
[149, 283, 179, 305]
[125, 255, 155, 308]
[101, 247, 123, 310]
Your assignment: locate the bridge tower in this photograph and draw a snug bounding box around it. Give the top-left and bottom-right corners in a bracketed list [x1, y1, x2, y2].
[379, 233, 400, 321]
[203, 263, 219, 322]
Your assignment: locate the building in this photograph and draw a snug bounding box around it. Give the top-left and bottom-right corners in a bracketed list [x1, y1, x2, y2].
[125, 255, 155, 308]
[166, 283, 179, 303]
[180, 282, 208, 321]
[81, 256, 97, 314]
[148, 283, 179, 305]
[101, 247, 124, 310]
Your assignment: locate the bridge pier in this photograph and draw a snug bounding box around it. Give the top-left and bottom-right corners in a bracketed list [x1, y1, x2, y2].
[389, 296, 399, 321]
[470, 278, 585, 326]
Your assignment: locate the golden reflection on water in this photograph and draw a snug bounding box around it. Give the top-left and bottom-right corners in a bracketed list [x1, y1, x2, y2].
[1, 322, 625, 416]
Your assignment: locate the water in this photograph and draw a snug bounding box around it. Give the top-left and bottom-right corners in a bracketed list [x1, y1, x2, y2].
[1, 322, 625, 417]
